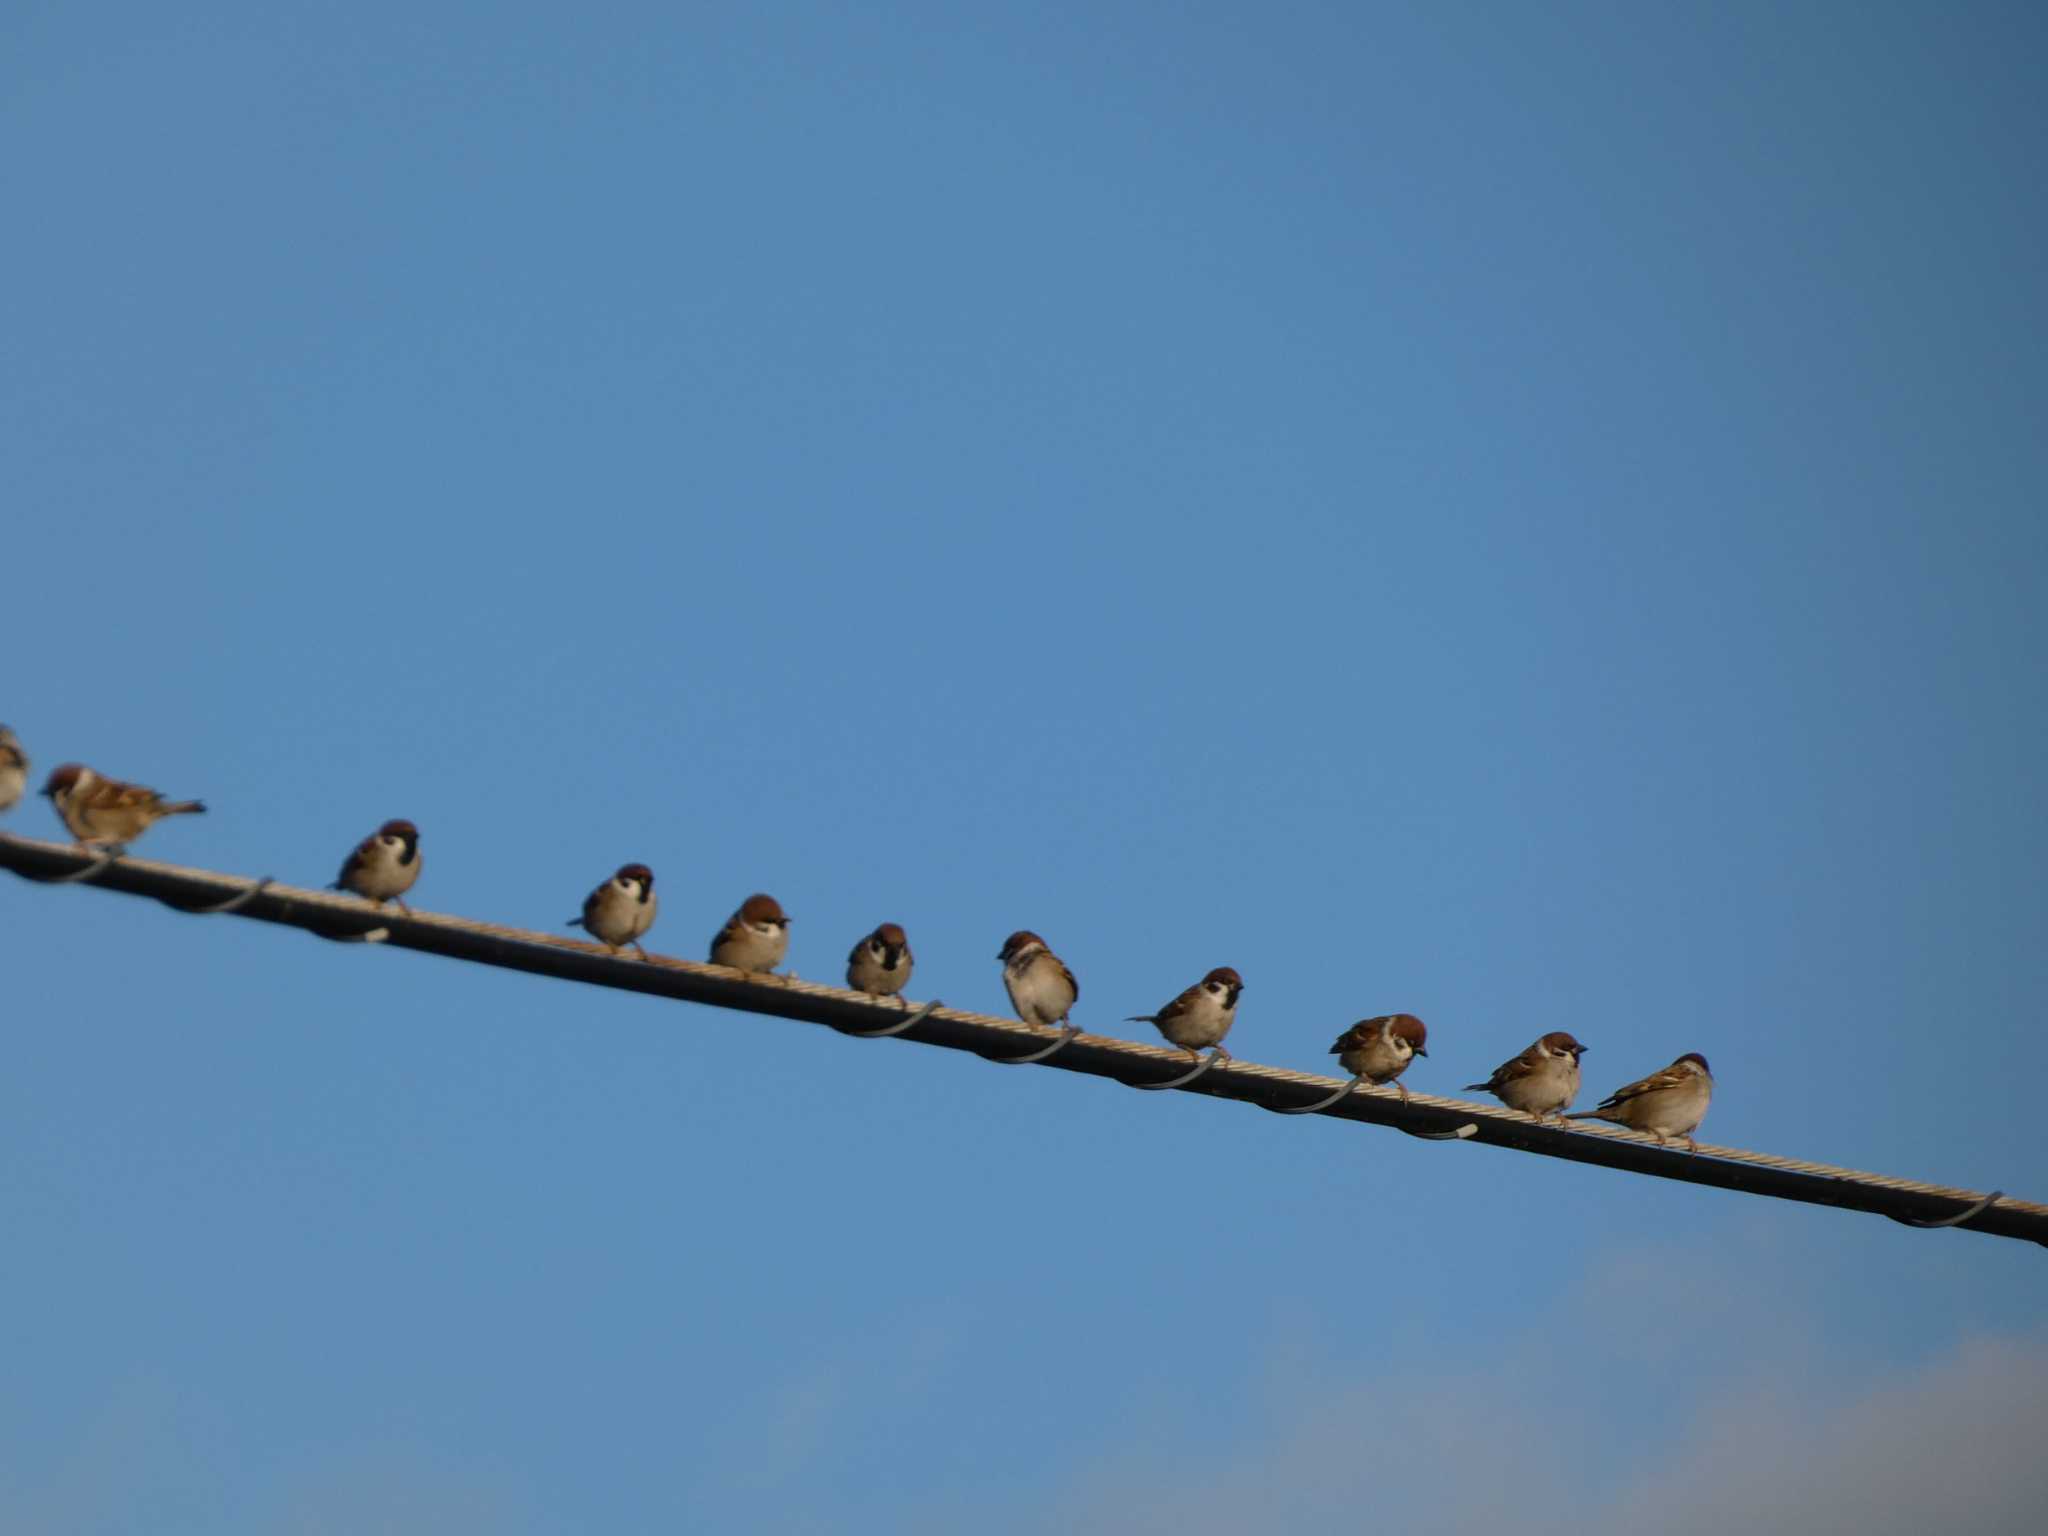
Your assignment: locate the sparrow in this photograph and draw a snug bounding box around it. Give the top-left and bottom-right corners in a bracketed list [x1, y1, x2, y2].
[570, 862, 658, 958]
[1129, 966, 1242, 1060]
[331, 819, 422, 911]
[0, 725, 26, 814]
[1569, 1052, 1714, 1150]
[710, 893, 790, 974]
[847, 921, 913, 998]
[1329, 1013, 1428, 1101]
[40, 762, 206, 850]
[998, 930, 1078, 1029]
[1465, 1031, 1588, 1124]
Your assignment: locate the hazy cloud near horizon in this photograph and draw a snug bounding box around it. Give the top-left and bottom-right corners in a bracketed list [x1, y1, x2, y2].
[1009, 1242, 2048, 1536]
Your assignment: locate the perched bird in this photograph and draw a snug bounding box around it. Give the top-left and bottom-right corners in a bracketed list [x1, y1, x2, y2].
[1569, 1052, 1714, 1150]
[0, 725, 26, 814]
[998, 930, 1079, 1029]
[1329, 1013, 1429, 1101]
[1465, 1031, 1588, 1124]
[332, 819, 422, 911]
[40, 762, 206, 850]
[847, 922, 913, 998]
[1129, 966, 1243, 1060]
[711, 893, 790, 974]
[570, 863, 658, 958]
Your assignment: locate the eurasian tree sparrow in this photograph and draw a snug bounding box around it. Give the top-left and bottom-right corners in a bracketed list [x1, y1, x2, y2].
[711, 893, 790, 974]
[1569, 1052, 1714, 1150]
[332, 819, 422, 911]
[570, 863, 658, 958]
[847, 921, 913, 998]
[40, 762, 206, 850]
[1129, 966, 1243, 1060]
[998, 930, 1078, 1029]
[1465, 1031, 1587, 1124]
[0, 726, 26, 814]
[1330, 1013, 1428, 1101]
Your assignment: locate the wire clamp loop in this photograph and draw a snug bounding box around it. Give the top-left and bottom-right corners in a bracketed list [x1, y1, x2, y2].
[1129, 1048, 1229, 1091]
[839, 998, 942, 1039]
[1399, 1122, 1479, 1142]
[983, 1022, 1080, 1066]
[168, 876, 273, 915]
[1267, 1077, 1363, 1114]
[41, 849, 121, 885]
[313, 925, 391, 945]
[1888, 1190, 2002, 1229]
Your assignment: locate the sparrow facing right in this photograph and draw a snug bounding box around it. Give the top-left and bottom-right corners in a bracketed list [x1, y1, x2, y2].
[332, 819, 422, 911]
[1330, 1013, 1429, 1101]
[0, 726, 26, 814]
[570, 863, 658, 958]
[711, 893, 790, 974]
[1568, 1052, 1714, 1150]
[41, 762, 206, 850]
[1464, 1031, 1587, 1123]
[1128, 966, 1243, 1060]
[998, 930, 1078, 1029]
[847, 922, 913, 998]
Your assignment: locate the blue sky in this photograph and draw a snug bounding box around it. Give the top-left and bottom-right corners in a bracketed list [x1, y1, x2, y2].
[4, 2, 2044, 1529]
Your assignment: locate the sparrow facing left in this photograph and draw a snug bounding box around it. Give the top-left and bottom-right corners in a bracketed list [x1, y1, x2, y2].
[0, 726, 26, 814]
[1128, 966, 1243, 1060]
[711, 893, 790, 974]
[570, 863, 658, 958]
[1329, 1013, 1429, 1101]
[41, 762, 206, 850]
[847, 922, 913, 998]
[1568, 1052, 1714, 1150]
[998, 930, 1079, 1029]
[332, 819, 422, 911]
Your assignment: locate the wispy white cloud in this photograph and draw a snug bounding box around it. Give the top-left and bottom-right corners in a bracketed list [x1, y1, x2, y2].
[981, 1236, 2048, 1536]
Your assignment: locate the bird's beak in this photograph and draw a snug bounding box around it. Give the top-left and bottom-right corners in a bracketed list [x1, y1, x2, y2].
[1416, 1046, 1429, 1057]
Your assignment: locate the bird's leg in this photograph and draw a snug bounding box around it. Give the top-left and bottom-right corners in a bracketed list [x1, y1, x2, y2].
[1396, 1081, 1411, 1104]
[631, 941, 650, 962]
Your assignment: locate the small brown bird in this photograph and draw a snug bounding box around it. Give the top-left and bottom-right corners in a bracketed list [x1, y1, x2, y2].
[332, 819, 422, 911]
[847, 922, 913, 997]
[41, 762, 206, 850]
[1465, 1031, 1588, 1124]
[1568, 1052, 1714, 1150]
[711, 893, 790, 974]
[1329, 1013, 1429, 1101]
[998, 930, 1079, 1028]
[570, 863, 658, 957]
[1128, 966, 1243, 1060]
[0, 725, 27, 814]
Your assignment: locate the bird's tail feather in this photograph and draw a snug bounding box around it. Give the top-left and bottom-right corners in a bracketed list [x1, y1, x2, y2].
[162, 800, 205, 816]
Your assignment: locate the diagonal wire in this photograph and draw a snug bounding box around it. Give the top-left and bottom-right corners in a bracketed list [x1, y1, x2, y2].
[2, 831, 2041, 1248]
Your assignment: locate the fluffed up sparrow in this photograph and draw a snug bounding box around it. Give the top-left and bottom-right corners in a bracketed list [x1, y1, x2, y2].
[1330, 1013, 1428, 1101]
[332, 819, 422, 911]
[1569, 1052, 1714, 1150]
[41, 762, 206, 850]
[998, 930, 1078, 1029]
[0, 726, 26, 814]
[711, 893, 790, 974]
[570, 863, 658, 958]
[847, 922, 913, 998]
[1465, 1031, 1587, 1124]
[1129, 966, 1242, 1060]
